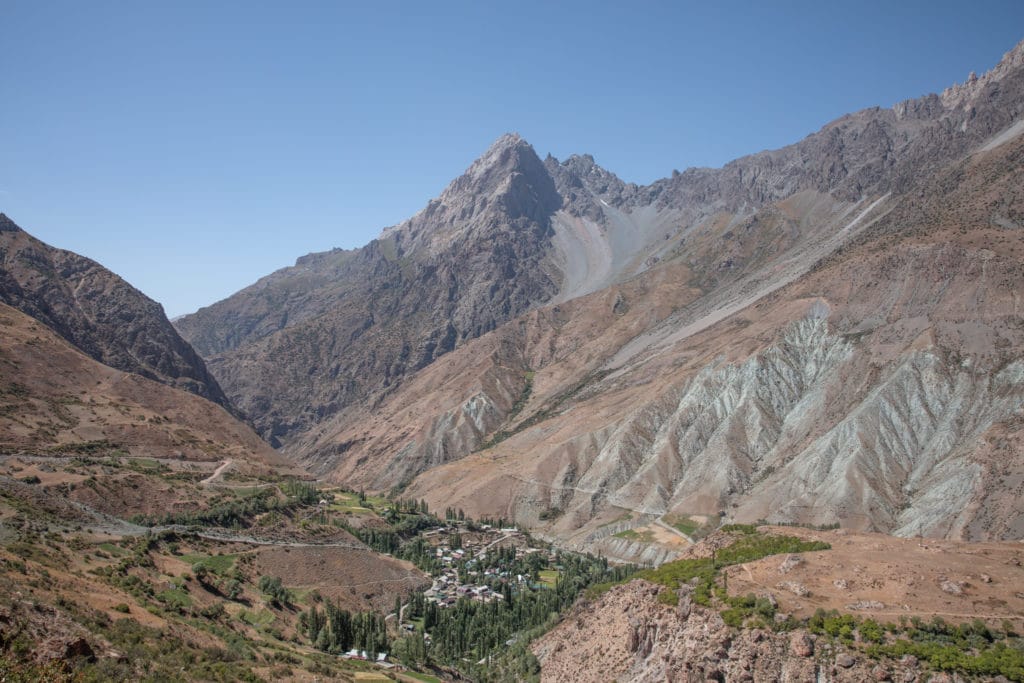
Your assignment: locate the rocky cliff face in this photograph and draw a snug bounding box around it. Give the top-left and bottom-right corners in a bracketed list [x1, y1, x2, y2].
[535, 581, 892, 683]
[0, 216, 231, 410]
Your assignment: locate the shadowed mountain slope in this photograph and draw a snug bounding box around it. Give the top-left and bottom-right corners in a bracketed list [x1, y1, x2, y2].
[175, 134, 563, 445]
[0, 302, 283, 464]
[0, 216, 232, 411]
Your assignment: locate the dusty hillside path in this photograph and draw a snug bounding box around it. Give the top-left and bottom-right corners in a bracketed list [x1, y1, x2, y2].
[200, 459, 233, 486]
[653, 517, 694, 544]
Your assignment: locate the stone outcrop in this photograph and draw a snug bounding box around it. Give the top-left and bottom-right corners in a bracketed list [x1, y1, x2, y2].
[533, 580, 927, 682]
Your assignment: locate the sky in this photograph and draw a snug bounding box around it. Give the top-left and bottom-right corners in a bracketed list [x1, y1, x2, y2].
[2, 1, 1022, 318]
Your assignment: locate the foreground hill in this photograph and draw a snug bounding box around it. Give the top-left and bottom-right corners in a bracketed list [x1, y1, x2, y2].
[534, 526, 1024, 682]
[0, 215, 231, 410]
[0, 262, 433, 678]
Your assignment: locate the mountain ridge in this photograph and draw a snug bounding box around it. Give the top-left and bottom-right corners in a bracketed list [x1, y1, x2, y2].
[0, 216, 233, 412]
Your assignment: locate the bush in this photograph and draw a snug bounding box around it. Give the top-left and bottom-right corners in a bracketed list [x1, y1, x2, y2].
[657, 588, 678, 606]
[860, 619, 885, 644]
[258, 575, 292, 607]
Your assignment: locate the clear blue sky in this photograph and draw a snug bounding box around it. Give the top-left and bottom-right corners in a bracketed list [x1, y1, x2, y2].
[2, 1, 1022, 317]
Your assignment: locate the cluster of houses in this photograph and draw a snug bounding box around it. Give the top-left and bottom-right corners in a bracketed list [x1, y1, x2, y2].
[418, 524, 547, 608]
[424, 570, 503, 606]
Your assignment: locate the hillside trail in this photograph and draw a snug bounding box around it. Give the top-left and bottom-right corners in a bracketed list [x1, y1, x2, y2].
[200, 459, 233, 486]
[653, 517, 694, 544]
[56, 493, 369, 550]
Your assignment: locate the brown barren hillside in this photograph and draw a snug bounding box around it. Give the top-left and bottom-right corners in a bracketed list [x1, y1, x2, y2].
[0, 302, 283, 465]
[0, 215, 231, 410]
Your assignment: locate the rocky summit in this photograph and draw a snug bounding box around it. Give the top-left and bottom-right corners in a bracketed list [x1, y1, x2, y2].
[174, 132, 563, 447]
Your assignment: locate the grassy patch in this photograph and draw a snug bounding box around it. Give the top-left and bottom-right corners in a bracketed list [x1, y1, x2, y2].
[632, 529, 831, 610]
[614, 528, 655, 543]
[714, 534, 829, 565]
[181, 553, 236, 575]
[116, 457, 170, 475]
[328, 491, 389, 514]
[401, 672, 443, 683]
[157, 588, 193, 609]
[636, 557, 717, 605]
[538, 570, 559, 588]
[665, 514, 721, 540]
[583, 581, 618, 600]
[667, 515, 701, 536]
[801, 612, 1024, 681]
[238, 608, 275, 627]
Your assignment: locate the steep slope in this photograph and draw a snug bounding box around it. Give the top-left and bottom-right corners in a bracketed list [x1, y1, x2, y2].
[0, 216, 231, 410]
[0, 302, 283, 464]
[175, 133, 563, 445]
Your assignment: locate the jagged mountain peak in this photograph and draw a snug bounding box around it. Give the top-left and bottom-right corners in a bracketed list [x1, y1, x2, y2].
[485, 130, 526, 152]
[405, 132, 560, 234]
[543, 151, 636, 217]
[441, 132, 548, 196]
[551, 152, 629, 187]
[939, 37, 1024, 109]
[0, 213, 22, 233]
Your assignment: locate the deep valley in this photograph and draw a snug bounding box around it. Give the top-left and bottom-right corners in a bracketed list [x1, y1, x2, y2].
[2, 36, 1024, 683]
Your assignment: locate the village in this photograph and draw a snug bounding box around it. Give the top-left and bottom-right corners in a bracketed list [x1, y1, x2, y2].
[411, 522, 558, 610]
[335, 519, 565, 661]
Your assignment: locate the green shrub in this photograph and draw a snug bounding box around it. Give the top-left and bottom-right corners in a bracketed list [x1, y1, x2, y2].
[860, 618, 885, 644]
[657, 588, 678, 606]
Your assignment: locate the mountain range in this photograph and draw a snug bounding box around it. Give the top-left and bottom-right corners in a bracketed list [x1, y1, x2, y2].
[169, 43, 1024, 561]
